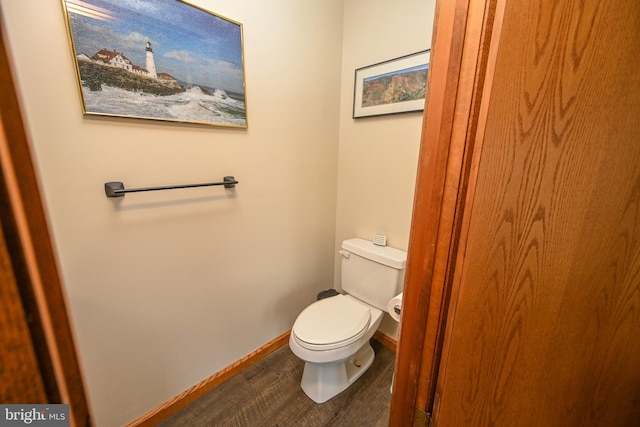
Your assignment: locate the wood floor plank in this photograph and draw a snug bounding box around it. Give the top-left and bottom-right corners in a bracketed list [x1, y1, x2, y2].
[158, 339, 394, 426]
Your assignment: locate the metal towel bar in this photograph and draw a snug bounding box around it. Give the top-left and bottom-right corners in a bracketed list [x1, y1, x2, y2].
[104, 176, 237, 198]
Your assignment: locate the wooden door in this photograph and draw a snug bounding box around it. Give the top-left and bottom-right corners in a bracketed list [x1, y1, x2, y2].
[0, 213, 48, 402]
[432, 0, 640, 425]
[390, 0, 640, 425]
[0, 17, 92, 427]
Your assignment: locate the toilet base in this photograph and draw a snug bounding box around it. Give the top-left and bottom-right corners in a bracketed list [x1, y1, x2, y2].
[300, 341, 375, 403]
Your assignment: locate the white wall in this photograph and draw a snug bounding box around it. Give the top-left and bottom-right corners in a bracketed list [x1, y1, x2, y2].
[336, 0, 436, 337]
[1, 1, 342, 425]
[0, 0, 435, 425]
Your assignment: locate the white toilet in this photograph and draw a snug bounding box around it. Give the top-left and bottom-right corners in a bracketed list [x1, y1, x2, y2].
[289, 237, 407, 403]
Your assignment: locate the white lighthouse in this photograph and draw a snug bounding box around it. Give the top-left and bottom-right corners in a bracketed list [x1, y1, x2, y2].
[145, 41, 157, 79]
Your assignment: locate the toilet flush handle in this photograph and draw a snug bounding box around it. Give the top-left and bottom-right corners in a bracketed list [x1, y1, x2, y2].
[339, 250, 350, 259]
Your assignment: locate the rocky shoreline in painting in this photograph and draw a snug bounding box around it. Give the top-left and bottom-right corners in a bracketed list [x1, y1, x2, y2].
[78, 61, 185, 96]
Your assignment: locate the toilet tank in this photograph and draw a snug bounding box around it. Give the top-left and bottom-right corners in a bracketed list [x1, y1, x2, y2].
[340, 238, 407, 311]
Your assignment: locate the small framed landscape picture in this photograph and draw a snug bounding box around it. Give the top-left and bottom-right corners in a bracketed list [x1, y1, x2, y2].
[62, 0, 248, 128]
[353, 50, 430, 119]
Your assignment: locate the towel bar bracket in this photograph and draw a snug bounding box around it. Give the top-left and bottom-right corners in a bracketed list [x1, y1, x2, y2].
[104, 181, 125, 197]
[104, 176, 237, 198]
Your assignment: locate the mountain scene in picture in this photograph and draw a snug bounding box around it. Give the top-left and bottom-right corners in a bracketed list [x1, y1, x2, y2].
[361, 64, 428, 108]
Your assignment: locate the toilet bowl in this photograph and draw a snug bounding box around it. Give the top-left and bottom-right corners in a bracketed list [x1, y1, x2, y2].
[289, 238, 407, 403]
[289, 294, 383, 403]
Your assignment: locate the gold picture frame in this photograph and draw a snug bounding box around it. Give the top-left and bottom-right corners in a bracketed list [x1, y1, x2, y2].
[62, 0, 248, 128]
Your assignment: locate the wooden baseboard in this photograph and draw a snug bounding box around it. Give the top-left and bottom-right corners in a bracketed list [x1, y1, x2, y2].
[373, 330, 397, 352]
[126, 330, 291, 427]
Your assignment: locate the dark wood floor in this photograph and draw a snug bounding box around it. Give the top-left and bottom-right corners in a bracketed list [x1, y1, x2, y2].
[158, 339, 395, 426]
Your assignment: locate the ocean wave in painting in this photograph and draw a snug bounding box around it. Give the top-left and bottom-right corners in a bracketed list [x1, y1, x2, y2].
[82, 85, 246, 126]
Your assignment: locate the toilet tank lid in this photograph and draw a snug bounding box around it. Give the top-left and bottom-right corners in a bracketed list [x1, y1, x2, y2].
[342, 238, 407, 269]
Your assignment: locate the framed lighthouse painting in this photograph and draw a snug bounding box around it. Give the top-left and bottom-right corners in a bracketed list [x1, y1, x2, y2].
[61, 0, 248, 128]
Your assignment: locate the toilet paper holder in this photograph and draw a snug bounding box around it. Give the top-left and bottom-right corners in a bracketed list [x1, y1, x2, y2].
[388, 292, 403, 322]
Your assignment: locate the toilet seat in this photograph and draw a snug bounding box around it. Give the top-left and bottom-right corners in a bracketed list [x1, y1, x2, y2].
[292, 295, 371, 351]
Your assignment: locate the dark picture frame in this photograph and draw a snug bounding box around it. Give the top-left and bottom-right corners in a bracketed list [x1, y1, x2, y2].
[62, 0, 248, 128]
[353, 50, 430, 119]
